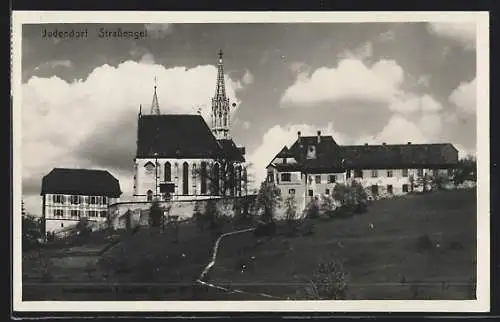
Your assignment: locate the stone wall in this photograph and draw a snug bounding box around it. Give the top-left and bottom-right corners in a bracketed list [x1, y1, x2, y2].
[107, 195, 257, 230]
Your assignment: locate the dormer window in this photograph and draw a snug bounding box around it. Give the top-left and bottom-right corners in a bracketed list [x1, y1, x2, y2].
[283, 158, 287, 164]
[306, 145, 317, 159]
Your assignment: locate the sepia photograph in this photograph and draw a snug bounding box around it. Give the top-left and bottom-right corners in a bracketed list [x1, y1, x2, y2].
[12, 11, 489, 312]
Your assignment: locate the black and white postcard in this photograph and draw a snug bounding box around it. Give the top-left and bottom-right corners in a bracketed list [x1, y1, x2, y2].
[11, 11, 490, 313]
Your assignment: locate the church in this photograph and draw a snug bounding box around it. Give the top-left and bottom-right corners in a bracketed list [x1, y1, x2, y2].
[133, 50, 247, 202]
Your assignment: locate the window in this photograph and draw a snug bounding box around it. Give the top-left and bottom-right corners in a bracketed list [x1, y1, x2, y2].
[89, 210, 97, 217]
[371, 170, 378, 178]
[53, 209, 64, 217]
[70, 195, 79, 205]
[164, 162, 171, 182]
[387, 170, 393, 178]
[61, 223, 64, 228]
[402, 169, 409, 177]
[100, 211, 107, 218]
[201, 162, 207, 194]
[281, 173, 291, 182]
[402, 184, 409, 193]
[308, 189, 313, 197]
[90, 196, 96, 204]
[387, 185, 393, 194]
[70, 210, 79, 218]
[147, 190, 153, 201]
[102, 196, 107, 205]
[315, 175, 321, 184]
[79, 196, 86, 204]
[267, 172, 274, 183]
[325, 189, 330, 195]
[346, 170, 351, 179]
[283, 158, 287, 164]
[417, 168, 424, 177]
[354, 169, 363, 178]
[182, 162, 189, 195]
[52, 194, 64, 204]
[288, 189, 295, 195]
[371, 185, 379, 195]
[328, 175, 336, 183]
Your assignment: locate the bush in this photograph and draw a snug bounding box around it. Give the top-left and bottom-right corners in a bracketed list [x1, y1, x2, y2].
[332, 181, 368, 216]
[305, 256, 348, 300]
[319, 195, 336, 218]
[305, 197, 320, 219]
[256, 181, 281, 223]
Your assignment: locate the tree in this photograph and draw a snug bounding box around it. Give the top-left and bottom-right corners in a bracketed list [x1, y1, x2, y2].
[148, 200, 163, 227]
[22, 214, 43, 250]
[255, 181, 281, 223]
[453, 155, 477, 185]
[284, 195, 298, 231]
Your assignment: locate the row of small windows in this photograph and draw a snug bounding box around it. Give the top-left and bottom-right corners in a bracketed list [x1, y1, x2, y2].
[51, 195, 108, 205]
[52, 209, 107, 218]
[301, 184, 410, 197]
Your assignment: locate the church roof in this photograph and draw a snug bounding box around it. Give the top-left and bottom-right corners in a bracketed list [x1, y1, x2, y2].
[136, 114, 245, 162]
[41, 168, 122, 197]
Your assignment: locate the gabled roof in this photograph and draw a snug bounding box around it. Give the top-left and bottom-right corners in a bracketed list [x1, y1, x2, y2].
[342, 143, 459, 169]
[136, 114, 223, 159]
[217, 139, 246, 163]
[268, 134, 459, 173]
[41, 168, 122, 197]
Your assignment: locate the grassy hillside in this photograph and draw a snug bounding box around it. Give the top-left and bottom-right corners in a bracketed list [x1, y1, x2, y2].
[210, 189, 477, 300]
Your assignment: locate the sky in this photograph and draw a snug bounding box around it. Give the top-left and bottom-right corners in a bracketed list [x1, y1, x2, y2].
[21, 22, 477, 215]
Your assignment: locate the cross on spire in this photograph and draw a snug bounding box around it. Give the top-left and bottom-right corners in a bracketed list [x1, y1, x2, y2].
[151, 76, 160, 115]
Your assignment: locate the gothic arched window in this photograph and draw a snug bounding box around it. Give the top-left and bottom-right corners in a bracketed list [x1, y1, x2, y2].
[182, 162, 189, 195]
[164, 162, 171, 182]
[200, 161, 207, 194]
[212, 163, 220, 195]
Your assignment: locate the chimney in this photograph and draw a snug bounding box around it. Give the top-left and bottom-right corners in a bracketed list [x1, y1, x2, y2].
[317, 131, 321, 143]
[407, 141, 412, 145]
[382, 142, 386, 146]
[297, 131, 301, 145]
[364, 143, 368, 146]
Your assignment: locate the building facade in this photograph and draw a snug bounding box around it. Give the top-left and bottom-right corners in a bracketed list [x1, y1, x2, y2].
[133, 50, 247, 202]
[40, 168, 122, 236]
[267, 131, 459, 210]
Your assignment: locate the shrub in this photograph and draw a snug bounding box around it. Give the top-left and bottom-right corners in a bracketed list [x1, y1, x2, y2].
[319, 195, 336, 218]
[305, 197, 320, 219]
[255, 181, 281, 223]
[148, 200, 163, 227]
[305, 256, 348, 300]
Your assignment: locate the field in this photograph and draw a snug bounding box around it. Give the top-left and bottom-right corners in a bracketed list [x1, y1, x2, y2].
[22, 189, 477, 300]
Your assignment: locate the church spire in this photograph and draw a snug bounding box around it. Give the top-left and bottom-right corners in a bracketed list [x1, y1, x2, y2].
[150, 77, 160, 115]
[211, 49, 231, 140]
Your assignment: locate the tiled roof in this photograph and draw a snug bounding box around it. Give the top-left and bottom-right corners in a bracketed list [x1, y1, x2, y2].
[268, 135, 459, 172]
[41, 168, 122, 197]
[136, 114, 245, 162]
[342, 143, 459, 169]
[217, 139, 246, 163]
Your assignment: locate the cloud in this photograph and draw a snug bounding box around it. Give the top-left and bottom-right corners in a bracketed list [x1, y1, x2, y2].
[387, 93, 445, 115]
[33, 59, 73, 71]
[242, 121, 251, 129]
[338, 41, 373, 61]
[377, 30, 396, 42]
[281, 58, 404, 106]
[449, 78, 476, 115]
[247, 123, 349, 186]
[427, 22, 476, 50]
[242, 69, 254, 85]
[288, 61, 308, 74]
[144, 23, 173, 38]
[21, 61, 245, 215]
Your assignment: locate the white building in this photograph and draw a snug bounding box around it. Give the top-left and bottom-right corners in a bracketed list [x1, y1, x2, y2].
[133, 50, 247, 202]
[40, 168, 122, 237]
[267, 131, 459, 210]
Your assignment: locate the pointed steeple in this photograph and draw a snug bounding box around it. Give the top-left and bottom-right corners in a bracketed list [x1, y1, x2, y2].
[211, 49, 231, 140]
[150, 77, 160, 115]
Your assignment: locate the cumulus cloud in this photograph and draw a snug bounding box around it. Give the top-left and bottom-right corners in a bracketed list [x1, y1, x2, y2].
[144, 23, 173, 38]
[281, 58, 404, 106]
[242, 69, 254, 85]
[449, 77, 476, 115]
[427, 22, 476, 49]
[247, 123, 349, 186]
[338, 41, 373, 61]
[33, 59, 73, 71]
[21, 61, 246, 214]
